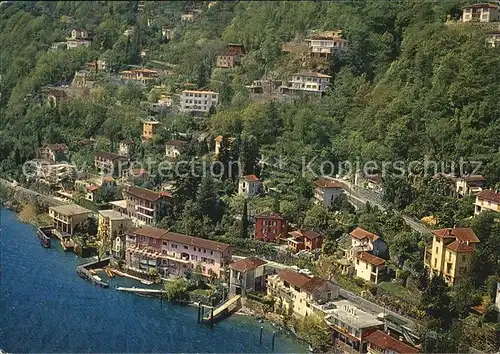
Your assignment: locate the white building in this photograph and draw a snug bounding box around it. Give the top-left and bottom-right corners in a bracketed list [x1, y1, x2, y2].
[180, 90, 219, 113]
[314, 178, 344, 208]
[165, 140, 186, 159]
[305, 30, 348, 57]
[462, 3, 500, 22]
[280, 72, 331, 96]
[238, 174, 262, 196]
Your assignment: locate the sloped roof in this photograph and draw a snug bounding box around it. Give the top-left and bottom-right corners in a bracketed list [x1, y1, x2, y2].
[126, 186, 169, 202]
[165, 231, 231, 252]
[294, 71, 331, 78]
[315, 178, 343, 189]
[365, 330, 418, 354]
[446, 240, 475, 253]
[432, 228, 479, 243]
[242, 174, 260, 182]
[289, 229, 322, 240]
[94, 151, 128, 161]
[257, 212, 284, 220]
[350, 227, 379, 242]
[477, 189, 500, 204]
[166, 140, 187, 147]
[301, 276, 329, 293]
[45, 143, 69, 152]
[356, 252, 385, 267]
[230, 257, 266, 272]
[277, 270, 311, 288]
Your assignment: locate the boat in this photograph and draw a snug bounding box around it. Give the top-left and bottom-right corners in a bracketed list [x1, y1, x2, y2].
[36, 227, 52, 248]
[93, 275, 102, 282]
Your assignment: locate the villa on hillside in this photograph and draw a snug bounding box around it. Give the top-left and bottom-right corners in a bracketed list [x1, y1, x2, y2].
[279, 72, 332, 97]
[66, 28, 91, 49]
[314, 178, 344, 208]
[254, 212, 288, 244]
[462, 3, 500, 22]
[180, 90, 219, 113]
[216, 44, 246, 69]
[165, 140, 186, 159]
[305, 30, 349, 57]
[238, 174, 262, 196]
[40, 144, 69, 164]
[286, 229, 323, 253]
[424, 227, 480, 285]
[474, 189, 500, 214]
[49, 204, 93, 236]
[229, 257, 267, 296]
[94, 151, 129, 176]
[124, 226, 232, 278]
[142, 119, 161, 141]
[119, 68, 159, 85]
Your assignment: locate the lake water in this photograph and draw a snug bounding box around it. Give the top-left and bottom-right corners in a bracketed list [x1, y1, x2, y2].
[0, 209, 305, 353]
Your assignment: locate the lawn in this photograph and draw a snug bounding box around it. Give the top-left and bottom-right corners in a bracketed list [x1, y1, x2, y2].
[377, 281, 420, 305]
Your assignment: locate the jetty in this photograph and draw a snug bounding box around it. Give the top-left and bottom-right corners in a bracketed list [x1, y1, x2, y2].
[76, 257, 111, 288]
[116, 287, 163, 296]
[202, 295, 241, 324]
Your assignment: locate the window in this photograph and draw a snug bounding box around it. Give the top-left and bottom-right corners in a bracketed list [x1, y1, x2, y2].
[172, 244, 177, 248]
[462, 255, 466, 262]
[162, 242, 167, 246]
[435, 247, 438, 253]
[356, 259, 359, 265]
[210, 250, 213, 255]
[184, 245, 188, 250]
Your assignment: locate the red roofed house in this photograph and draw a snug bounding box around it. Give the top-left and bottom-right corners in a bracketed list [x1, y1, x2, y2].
[424, 227, 480, 285]
[94, 151, 129, 177]
[355, 251, 387, 284]
[462, 3, 500, 22]
[125, 186, 171, 226]
[314, 178, 344, 208]
[40, 144, 69, 164]
[254, 212, 287, 244]
[474, 189, 500, 215]
[350, 227, 379, 250]
[287, 229, 323, 253]
[267, 270, 340, 316]
[125, 226, 232, 279]
[238, 174, 262, 196]
[229, 257, 266, 295]
[366, 330, 419, 354]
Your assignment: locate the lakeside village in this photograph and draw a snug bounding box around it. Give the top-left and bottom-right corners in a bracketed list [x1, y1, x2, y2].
[1, 1, 500, 353]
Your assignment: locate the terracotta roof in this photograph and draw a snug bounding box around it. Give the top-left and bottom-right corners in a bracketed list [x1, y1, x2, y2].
[432, 228, 479, 243]
[94, 151, 128, 161]
[365, 330, 418, 354]
[294, 71, 331, 78]
[242, 174, 260, 182]
[301, 276, 329, 293]
[477, 189, 500, 204]
[446, 240, 475, 253]
[126, 186, 167, 202]
[350, 227, 379, 242]
[215, 135, 223, 142]
[460, 174, 486, 182]
[127, 226, 169, 240]
[165, 231, 231, 252]
[366, 173, 382, 184]
[166, 140, 187, 147]
[86, 184, 100, 192]
[130, 169, 148, 176]
[257, 212, 284, 220]
[315, 178, 343, 189]
[356, 252, 385, 267]
[230, 257, 266, 272]
[277, 270, 312, 288]
[289, 229, 322, 240]
[45, 143, 69, 152]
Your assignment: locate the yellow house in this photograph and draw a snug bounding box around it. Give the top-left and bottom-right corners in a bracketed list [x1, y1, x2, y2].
[49, 204, 93, 235]
[354, 252, 386, 284]
[424, 227, 480, 286]
[97, 210, 132, 241]
[474, 189, 500, 215]
[267, 270, 339, 317]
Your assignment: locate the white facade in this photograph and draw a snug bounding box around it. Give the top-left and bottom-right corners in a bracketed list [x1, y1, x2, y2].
[165, 145, 182, 158]
[282, 73, 332, 95]
[462, 5, 500, 22]
[305, 37, 348, 55]
[315, 186, 343, 208]
[180, 90, 219, 113]
[238, 177, 261, 196]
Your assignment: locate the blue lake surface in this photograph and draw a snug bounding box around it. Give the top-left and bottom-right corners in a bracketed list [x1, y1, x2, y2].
[0, 209, 305, 353]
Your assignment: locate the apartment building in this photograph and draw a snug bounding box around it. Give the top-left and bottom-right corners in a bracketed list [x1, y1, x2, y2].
[94, 151, 129, 176]
[254, 212, 288, 243]
[125, 185, 171, 226]
[49, 204, 93, 235]
[462, 3, 500, 22]
[474, 189, 500, 214]
[305, 30, 349, 57]
[324, 300, 384, 353]
[314, 178, 344, 208]
[267, 270, 340, 317]
[454, 174, 486, 196]
[280, 72, 332, 96]
[424, 227, 480, 285]
[124, 226, 232, 278]
[97, 210, 132, 258]
[119, 68, 159, 85]
[180, 90, 219, 113]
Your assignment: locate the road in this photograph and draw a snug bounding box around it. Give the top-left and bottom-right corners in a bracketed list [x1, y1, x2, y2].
[328, 177, 432, 236]
[0, 178, 68, 207]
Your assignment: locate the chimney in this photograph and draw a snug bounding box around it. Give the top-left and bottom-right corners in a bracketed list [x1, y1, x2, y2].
[399, 336, 404, 342]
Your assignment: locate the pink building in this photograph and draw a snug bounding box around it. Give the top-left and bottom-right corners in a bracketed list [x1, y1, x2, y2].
[125, 226, 233, 279]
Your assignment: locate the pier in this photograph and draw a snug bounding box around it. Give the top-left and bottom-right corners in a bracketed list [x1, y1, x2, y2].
[202, 295, 241, 324]
[76, 257, 111, 288]
[116, 287, 163, 296]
